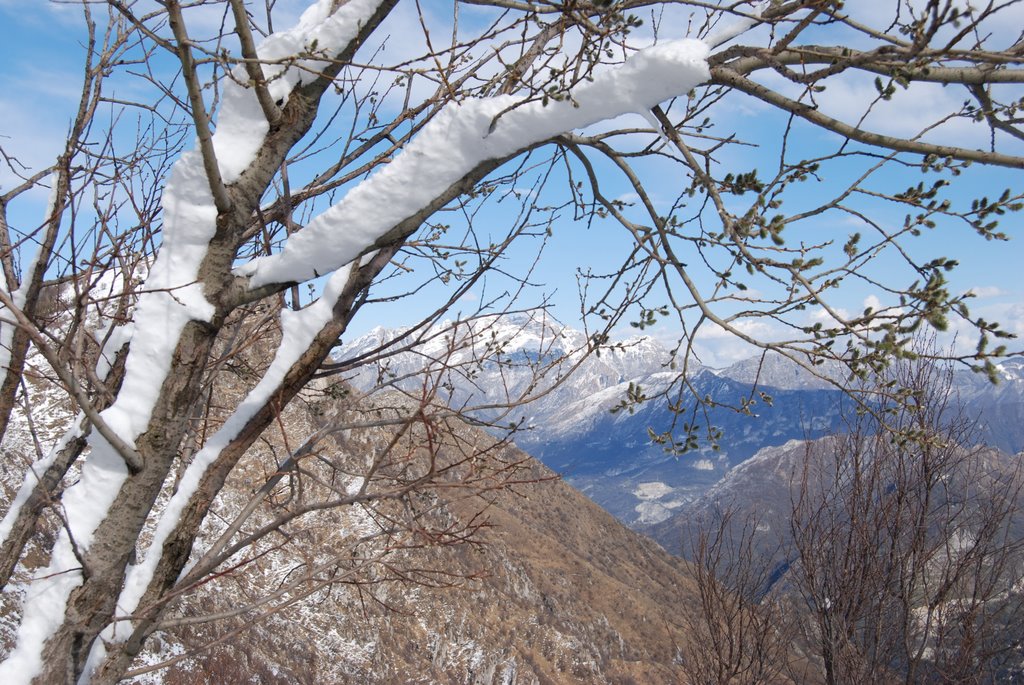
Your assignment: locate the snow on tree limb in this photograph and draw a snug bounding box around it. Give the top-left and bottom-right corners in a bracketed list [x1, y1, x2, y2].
[237, 39, 711, 289]
[82, 257, 364, 679]
[213, 0, 389, 183]
[0, 1, 389, 681]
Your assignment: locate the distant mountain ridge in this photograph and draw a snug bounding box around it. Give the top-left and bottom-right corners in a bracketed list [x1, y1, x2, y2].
[334, 315, 1024, 530]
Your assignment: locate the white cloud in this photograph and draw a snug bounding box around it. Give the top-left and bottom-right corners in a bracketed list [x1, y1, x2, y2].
[938, 300, 1024, 357]
[810, 306, 851, 324]
[686, 318, 786, 368]
[813, 75, 999, 149]
[0, 0, 80, 28]
[967, 286, 1006, 299]
[690, 339, 757, 368]
[697, 318, 777, 340]
[863, 295, 882, 313]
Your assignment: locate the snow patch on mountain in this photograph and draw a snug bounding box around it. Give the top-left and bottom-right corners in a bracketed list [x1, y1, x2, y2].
[635, 501, 674, 525]
[634, 482, 674, 500]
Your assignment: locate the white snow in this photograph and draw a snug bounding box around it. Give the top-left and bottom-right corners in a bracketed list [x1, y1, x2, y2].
[0, 274, 135, 557]
[995, 361, 1024, 382]
[0, 354, 81, 550]
[213, 0, 386, 182]
[346, 475, 367, 496]
[239, 38, 710, 288]
[0, 437, 130, 683]
[0, 171, 146, 683]
[633, 481, 675, 500]
[0, 422, 78, 546]
[0, 145, 221, 683]
[634, 482, 688, 523]
[634, 500, 673, 525]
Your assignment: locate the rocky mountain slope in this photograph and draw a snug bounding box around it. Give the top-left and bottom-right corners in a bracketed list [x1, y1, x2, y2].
[648, 435, 1024, 555]
[0, 333, 715, 684]
[152, 447, 708, 684]
[952, 357, 1024, 452]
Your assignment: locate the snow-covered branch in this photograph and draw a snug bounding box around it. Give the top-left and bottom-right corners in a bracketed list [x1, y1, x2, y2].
[238, 39, 711, 288]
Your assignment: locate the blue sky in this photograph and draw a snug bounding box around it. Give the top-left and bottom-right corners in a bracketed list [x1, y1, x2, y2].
[1, 0, 1021, 368]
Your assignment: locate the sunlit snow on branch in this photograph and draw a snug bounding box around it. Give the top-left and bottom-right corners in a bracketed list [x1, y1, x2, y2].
[238, 39, 710, 289]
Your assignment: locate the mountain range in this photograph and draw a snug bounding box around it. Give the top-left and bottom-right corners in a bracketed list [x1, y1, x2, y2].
[334, 314, 1024, 530]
